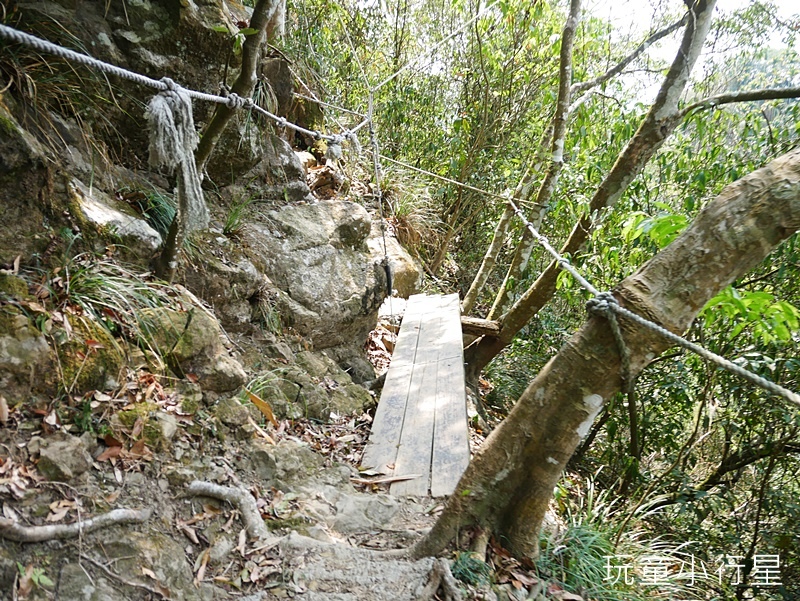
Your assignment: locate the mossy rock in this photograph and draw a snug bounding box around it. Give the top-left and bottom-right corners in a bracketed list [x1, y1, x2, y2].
[139, 307, 221, 364]
[114, 403, 176, 450]
[0, 274, 30, 300]
[55, 317, 123, 394]
[117, 402, 159, 428]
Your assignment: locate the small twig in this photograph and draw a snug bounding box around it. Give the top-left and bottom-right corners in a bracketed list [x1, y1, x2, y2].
[80, 554, 170, 599]
[0, 508, 152, 543]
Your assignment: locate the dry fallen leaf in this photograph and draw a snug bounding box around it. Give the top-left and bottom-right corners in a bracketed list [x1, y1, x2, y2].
[141, 567, 157, 579]
[46, 505, 70, 522]
[96, 446, 122, 462]
[245, 389, 279, 427]
[194, 548, 210, 584]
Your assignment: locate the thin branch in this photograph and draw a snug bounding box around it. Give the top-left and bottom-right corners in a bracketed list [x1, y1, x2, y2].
[0, 508, 152, 543]
[681, 86, 800, 118]
[643, 439, 800, 512]
[571, 13, 689, 96]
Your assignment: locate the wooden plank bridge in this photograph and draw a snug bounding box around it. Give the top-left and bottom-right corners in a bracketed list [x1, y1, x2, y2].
[361, 293, 470, 497]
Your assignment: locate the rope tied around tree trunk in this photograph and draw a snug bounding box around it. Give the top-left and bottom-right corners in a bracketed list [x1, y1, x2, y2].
[587, 292, 632, 390]
[145, 81, 209, 236]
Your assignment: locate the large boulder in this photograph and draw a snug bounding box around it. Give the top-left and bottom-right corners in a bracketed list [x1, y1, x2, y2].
[0, 304, 52, 402]
[141, 306, 246, 393]
[69, 178, 162, 258]
[367, 221, 423, 298]
[246, 200, 388, 349]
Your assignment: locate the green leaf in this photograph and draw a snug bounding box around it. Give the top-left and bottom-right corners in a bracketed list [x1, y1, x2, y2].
[211, 25, 229, 33]
[238, 27, 259, 35]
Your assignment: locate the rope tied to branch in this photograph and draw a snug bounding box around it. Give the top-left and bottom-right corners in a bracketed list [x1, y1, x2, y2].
[587, 292, 632, 390]
[145, 83, 209, 234]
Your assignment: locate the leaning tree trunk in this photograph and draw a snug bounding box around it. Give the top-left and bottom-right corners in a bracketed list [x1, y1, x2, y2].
[464, 0, 717, 379]
[412, 148, 800, 560]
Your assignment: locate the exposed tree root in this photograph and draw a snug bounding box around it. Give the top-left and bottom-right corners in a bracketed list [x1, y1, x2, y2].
[414, 558, 463, 601]
[0, 508, 152, 543]
[186, 480, 279, 543]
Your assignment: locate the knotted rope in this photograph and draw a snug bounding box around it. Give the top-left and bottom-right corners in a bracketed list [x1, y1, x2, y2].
[145, 78, 209, 235]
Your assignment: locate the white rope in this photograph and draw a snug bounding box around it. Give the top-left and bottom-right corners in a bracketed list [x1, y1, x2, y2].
[374, 151, 544, 208]
[0, 23, 359, 147]
[145, 82, 208, 232]
[506, 199, 800, 410]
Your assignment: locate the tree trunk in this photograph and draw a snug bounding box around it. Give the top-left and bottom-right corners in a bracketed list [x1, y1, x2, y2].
[195, 0, 280, 173]
[461, 202, 515, 316]
[487, 0, 582, 319]
[465, 0, 718, 377]
[413, 147, 800, 560]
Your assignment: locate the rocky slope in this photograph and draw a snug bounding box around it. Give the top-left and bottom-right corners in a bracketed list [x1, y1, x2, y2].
[0, 1, 491, 600]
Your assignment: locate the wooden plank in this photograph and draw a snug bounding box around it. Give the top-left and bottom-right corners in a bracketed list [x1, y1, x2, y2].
[363, 293, 471, 497]
[461, 316, 501, 337]
[385, 297, 424, 368]
[361, 294, 434, 473]
[390, 296, 445, 496]
[360, 363, 412, 474]
[390, 360, 438, 496]
[431, 356, 470, 497]
[437, 294, 464, 361]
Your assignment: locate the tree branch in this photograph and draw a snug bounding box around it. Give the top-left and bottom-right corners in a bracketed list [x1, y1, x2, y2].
[681, 86, 800, 118]
[487, 0, 582, 319]
[571, 13, 689, 96]
[195, 0, 279, 173]
[465, 0, 719, 378]
[644, 439, 800, 512]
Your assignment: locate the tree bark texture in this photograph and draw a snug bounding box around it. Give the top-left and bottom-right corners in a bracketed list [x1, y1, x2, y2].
[465, 0, 718, 378]
[414, 147, 800, 561]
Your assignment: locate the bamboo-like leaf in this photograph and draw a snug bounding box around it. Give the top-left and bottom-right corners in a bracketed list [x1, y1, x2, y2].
[245, 389, 279, 427]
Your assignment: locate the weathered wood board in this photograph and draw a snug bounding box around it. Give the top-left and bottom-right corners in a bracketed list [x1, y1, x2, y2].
[361, 293, 470, 497]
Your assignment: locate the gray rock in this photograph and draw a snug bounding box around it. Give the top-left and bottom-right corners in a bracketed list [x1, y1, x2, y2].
[367, 221, 423, 299]
[183, 238, 264, 333]
[332, 493, 400, 534]
[246, 200, 387, 349]
[268, 533, 435, 601]
[140, 306, 245, 393]
[0, 311, 52, 402]
[94, 531, 198, 600]
[215, 397, 250, 427]
[58, 563, 119, 601]
[155, 411, 179, 443]
[69, 179, 162, 256]
[244, 135, 311, 203]
[250, 440, 323, 486]
[37, 432, 92, 482]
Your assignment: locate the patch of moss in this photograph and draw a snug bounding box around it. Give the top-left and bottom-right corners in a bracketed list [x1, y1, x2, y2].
[55, 318, 124, 394]
[0, 274, 30, 300]
[264, 516, 311, 531]
[117, 402, 159, 428]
